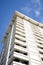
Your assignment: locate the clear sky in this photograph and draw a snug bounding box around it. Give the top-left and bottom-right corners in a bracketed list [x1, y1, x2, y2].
[0, 0, 43, 54]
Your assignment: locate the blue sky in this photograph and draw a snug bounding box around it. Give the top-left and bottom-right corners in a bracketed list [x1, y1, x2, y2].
[0, 0, 43, 54]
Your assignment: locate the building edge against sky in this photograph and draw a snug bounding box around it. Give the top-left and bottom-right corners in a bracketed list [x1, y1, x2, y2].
[0, 11, 43, 65]
[2, 11, 43, 42]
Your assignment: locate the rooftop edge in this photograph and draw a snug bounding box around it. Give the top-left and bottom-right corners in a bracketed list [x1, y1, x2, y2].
[2, 11, 43, 42]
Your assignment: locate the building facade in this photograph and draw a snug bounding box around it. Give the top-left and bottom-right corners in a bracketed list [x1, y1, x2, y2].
[0, 11, 43, 65]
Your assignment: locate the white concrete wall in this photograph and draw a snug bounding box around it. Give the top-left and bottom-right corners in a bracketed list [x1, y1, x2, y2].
[23, 19, 42, 65]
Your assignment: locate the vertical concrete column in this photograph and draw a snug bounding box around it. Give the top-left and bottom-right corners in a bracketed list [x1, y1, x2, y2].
[5, 23, 14, 65]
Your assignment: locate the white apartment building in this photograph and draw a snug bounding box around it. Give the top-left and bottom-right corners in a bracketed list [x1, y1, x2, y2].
[0, 11, 43, 65]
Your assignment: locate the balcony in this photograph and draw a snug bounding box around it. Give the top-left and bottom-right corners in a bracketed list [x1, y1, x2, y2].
[16, 22, 24, 27]
[11, 52, 29, 61]
[37, 43, 43, 48]
[16, 27, 25, 34]
[15, 34, 26, 42]
[16, 25, 24, 31]
[38, 48, 43, 53]
[32, 30, 41, 35]
[35, 36, 43, 41]
[33, 33, 42, 38]
[39, 54, 43, 58]
[16, 21, 24, 25]
[36, 40, 43, 45]
[15, 31, 25, 37]
[14, 39, 27, 47]
[35, 38, 43, 42]
[14, 45, 27, 53]
[10, 44, 27, 56]
[9, 52, 29, 64]
[13, 52, 28, 61]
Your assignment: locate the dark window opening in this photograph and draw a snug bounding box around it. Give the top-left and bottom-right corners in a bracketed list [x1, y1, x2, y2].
[16, 43, 26, 48]
[23, 46, 26, 48]
[38, 46, 43, 49]
[39, 51, 43, 54]
[41, 58, 43, 61]
[14, 50, 27, 55]
[23, 53, 27, 55]
[22, 61, 28, 65]
[16, 32, 25, 38]
[15, 37, 26, 42]
[39, 42, 43, 45]
[14, 58, 29, 65]
[14, 58, 20, 62]
[36, 41, 43, 45]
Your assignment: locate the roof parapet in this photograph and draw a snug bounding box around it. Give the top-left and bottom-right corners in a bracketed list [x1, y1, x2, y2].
[15, 11, 43, 27]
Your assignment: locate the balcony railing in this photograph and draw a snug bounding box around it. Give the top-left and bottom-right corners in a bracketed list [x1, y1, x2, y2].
[14, 45, 27, 53]
[37, 43, 43, 48]
[16, 28, 25, 34]
[15, 34, 26, 42]
[15, 30, 25, 37]
[14, 39, 27, 47]
[38, 48, 43, 53]
[8, 52, 29, 64]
